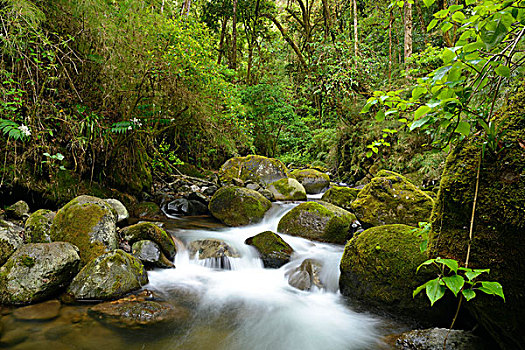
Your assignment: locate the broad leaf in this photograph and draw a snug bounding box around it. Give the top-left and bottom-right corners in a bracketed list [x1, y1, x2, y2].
[480, 15, 509, 50]
[443, 275, 465, 297]
[425, 279, 446, 306]
[433, 65, 452, 82]
[462, 288, 476, 301]
[410, 115, 431, 131]
[414, 105, 431, 119]
[436, 257, 459, 273]
[455, 121, 471, 137]
[479, 281, 505, 301]
[495, 65, 510, 78]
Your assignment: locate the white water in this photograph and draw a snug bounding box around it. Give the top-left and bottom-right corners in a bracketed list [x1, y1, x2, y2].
[147, 203, 384, 350]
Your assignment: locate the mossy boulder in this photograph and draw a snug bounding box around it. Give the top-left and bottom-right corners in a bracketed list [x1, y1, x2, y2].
[0, 242, 80, 305]
[104, 199, 129, 224]
[50, 195, 118, 266]
[245, 231, 294, 268]
[24, 209, 55, 243]
[120, 222, 176, 260]
[209, 186, 272, 226]
[277, 201, 360, 244]
[66, 249, 148, 301]
[132, 240, 174, 269]
[218, 155, 290, 186]
[321, 186, 360, 210]
[350, 170, 434, 228]
[290, 169, 330, 194]
[428, 83, 525, 350]
[339, 224, 451, 323]
[267, 178, 307, 201]
[5, 200, 30, 220]
[0, 219, 24, 266]
[132, 201, 163, 220]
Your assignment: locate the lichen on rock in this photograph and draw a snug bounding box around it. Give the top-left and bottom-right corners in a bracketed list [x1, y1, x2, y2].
[321, 186, 360, 210]
[120, 222, 176, 260]
[218, 155, 290, 186]
[267, 178, 307, 201]
[24, 209, 55, 243]
[290, 169, 330, 194]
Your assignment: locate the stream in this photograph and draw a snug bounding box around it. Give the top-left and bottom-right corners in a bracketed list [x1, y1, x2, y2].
[0, 201, 405, 349]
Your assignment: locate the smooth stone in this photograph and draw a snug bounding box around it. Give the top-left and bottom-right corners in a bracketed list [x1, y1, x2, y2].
[104, 198, 129, 224]
[13, 300, 61, 321]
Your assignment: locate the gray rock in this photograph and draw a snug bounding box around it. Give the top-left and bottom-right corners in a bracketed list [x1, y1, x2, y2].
[0, 242, 81, 304]
[187, 191, 210, 205]
[67, 249, 148, 301]
[245, 182, 260, 191]
[24, 209, 55, 243]
[203, 185, 218, 196]
[395, 328, 484, 350]
[165, 198, 208, 216]
[287, 259, 323, 291]
[258, 188, 275, 202]
[290, 169, 330, 194]
[132, 240, 174, 269]
[104, 198, 129, 224]
[5, 200, 30, 219]
[120, 222, 176, 260]
[0, 219, 24, 266]
[188, 239, 239, 270]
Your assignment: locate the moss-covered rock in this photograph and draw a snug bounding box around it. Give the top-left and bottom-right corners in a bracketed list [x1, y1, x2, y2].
[245, 231, 294, 268]
[321, 186, 360, 210]
[218, 155, 290, 186]
[50, 195, 118, 266]
[209, 186, 272, 226]
[5, 200, 30, 220]
[66, 249, 148, 301]
[104, 199, 129, 224]
[24, 209, 55, 243]
[0, 242, 80, 305]
[0, 219, 24, 266]
[350, 170, 434, 228]
[131, 240, 174, 269]
[132, 201, 163, 220]
[120, 222, 176, 260]
[277, 201, 359, 244]
[428, 83, 525, 350]
[290, 169, 330, 194]
[339, 224, 451, 323]
[267, 178, 307, 201]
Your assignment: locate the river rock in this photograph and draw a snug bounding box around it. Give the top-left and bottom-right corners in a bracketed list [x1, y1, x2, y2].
[0, 242, 80, 305]
[89, 292, 190, 329]
[287, 259, 323, 291]
[290, 169, 330, 194]
[132, 240, 174, 269]
[209, 186, 272, 226]
[0, 219, 24, 266]
[13, 300, 62, 321]
[67, 249, 148, 301]
[258, 188, 275, 202]
[5, 200, 30, 220]
[165, 198, 208, 216]
[24, 209, 55, 243]
[188, 239, 239, 270]
[277, 201, 360, 244]
[132, 201, 163, 220]
[120, 222, 176, 260]
[50, 195, 118, 266]
[339, 224, 451, 324]
[245, 231, 293, 268]
[395, 328, 484, 350]
[321, 186, 360, 210]
[219, 155, 290, 186]
[267, 178, 307, 201]
[104, 198, 129, 224]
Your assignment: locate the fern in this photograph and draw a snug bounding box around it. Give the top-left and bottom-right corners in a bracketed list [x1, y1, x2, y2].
[0, 118, 24, 140]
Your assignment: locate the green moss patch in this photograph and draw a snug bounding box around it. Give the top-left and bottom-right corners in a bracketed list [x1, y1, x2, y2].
[209, 186, 272, 226]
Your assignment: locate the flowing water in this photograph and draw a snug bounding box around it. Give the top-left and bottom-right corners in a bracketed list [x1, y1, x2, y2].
[0, 201, 404, 349]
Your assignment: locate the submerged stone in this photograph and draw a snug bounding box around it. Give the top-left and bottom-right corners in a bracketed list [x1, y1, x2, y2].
[13, 300, 62, 321]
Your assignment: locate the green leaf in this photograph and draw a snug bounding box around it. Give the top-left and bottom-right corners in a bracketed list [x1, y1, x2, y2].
[423, 0, 435, 7]
[427, 19, 438, 31]
[479, 281, 505, 301]
[410, 115, 431, 131]
[495, 64, 510, 78]
[480, 15, 509, 51]
[452, 11, 466, 23]
[417, 259, 435, 272]
[375, 110, 386, 121]
[441, 21, 453, 32]
[426, 279, 446, 306]
[413, 283, 426, 298]
[462, 288, 476, 301]
[433, 65, 452, 82]
[414, 105, 431, 119]
[436, 257, 459, 273]
[443, 275, 465, 297]
[460, 268, 489, 281]
[455, 121, 471, 137]
[412, 86, 427, 99]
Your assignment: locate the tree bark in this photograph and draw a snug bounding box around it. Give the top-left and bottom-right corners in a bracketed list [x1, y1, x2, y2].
[353, 0, 358, 59]
[217, 17, 228, 65]
[230, 0, 238, 70]
[403, 1, 413, 61]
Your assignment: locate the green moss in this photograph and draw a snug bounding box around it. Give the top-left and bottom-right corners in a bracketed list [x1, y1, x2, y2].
[219, 155, 290, 186]
[19, 255, 35, 268]
[245, 231, 293, 268]
[321, 186, 360, 210]
[132, 202, 162, 219]
[209, 186, 272, 226]
[290, 169, 330, 194]
[121, 222, 176, 260]
[268, 178, 306, 201]
[108, 141, 152, 195]
[25, 209, 54, 243]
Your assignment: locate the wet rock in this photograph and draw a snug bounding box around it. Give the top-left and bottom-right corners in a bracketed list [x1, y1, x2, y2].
[11, 340, 72, 350]
[321, 186, 360, 211]
[132, 240, 174, 269]
[277, 201, 360, 244]
[104, 198, 129, 224]
[350, 170, 434, 228]
[188, 239, 239, 270]
[89, 292, 190, 329]
[0, 242, 80, 305]
[290, 169, 330, 194]
[120, 222, 176, 260]
[203, 185, 218, 196]
[67, 250, 148, 301]
[219, 155, 290, 186]
[0, 328, 28, 347]
[132, 201, 163, 220]
[50, 195, 118, 266]
[245, 181, 260, 191]
[395, 328, 484, 350]
[5, 200, 30, 220]
[187, 191, 210, 206]
[258, 188, 275, 202]
[267, 178, 307, 201]
[165, 198, 208, 216]
[13, 300, 61, 321]
[245, 231, 293, 268]
[209, 186, 272, 226]
[0, 219, 24, 266]
[287, 259, 323, 291]
[24, 209, 55, 243]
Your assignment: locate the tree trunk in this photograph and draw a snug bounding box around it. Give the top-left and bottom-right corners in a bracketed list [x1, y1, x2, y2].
[404, 1, 413, 78]
[230, 0, 238, 70]
[353, 0, 358, 59]
[217, 17, 228, 65]
[181, 0, 191, 16]
[389, 9, 393, 85]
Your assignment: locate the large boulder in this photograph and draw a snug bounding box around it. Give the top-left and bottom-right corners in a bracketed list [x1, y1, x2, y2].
[188, 239, 239, 270]
[277, 201, 360, 244]
[120, 222, 176, 260]
[209, 186, 272, 226]
[0, 242, 80, 305]
[339, 224, 451, 324]
[287, 259, 323, 291]
[66, 249, 148, 301]
[350, 170, 434, 228]
[50, 195, 118, 266]
[132, 240, 174, 269]
[165, 198, 208, 216]
[321, 186, 360, 211]
[5, 200, 30, 220]
[245, 231, 294, 268]
[104, 199, 129, 224]
[428, 84, 525, 350]
[0, 219, 24, 266]
[218, 155, 290, 186]
[394, 328, 484, 350]
[267, 178, 307, 201]
[290, 169, 330, 194]
[24, 209, 55, 243]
